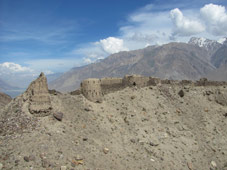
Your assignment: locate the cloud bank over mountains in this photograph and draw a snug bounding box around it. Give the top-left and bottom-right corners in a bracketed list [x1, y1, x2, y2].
[78, 3, 227, 64]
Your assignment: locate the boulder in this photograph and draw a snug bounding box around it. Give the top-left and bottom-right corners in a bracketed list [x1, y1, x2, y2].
[178, 90, 185, 97]
[53, 112, 63, 121]
[215, 89, 227, 106]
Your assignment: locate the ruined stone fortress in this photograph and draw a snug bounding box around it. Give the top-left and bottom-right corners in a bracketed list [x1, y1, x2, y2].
[24, 73, 227, 117]
[80, 75, 154, 102]
[79, 75, 227, 102]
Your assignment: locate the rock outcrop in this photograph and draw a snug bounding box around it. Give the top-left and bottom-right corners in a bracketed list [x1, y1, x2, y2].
[24, 72, 52, 116]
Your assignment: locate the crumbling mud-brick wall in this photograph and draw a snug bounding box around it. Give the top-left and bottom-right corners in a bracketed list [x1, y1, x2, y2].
[195, 78, 227, 86]
[70, 89, 81, 95]
[160, 79, 180, 85]
[80, 75, 153, 102]
[195, 78, 209, 86]
[180, 80, 194, 86]
[81, 78, 103, 102]
[160, 79, 172, 84]
[123, 75, 150, 88]
[148, 77, 161, 86]
[79, 74, 227, 102]
[25, 72, 52, 116]
[100, 78, 124, 94]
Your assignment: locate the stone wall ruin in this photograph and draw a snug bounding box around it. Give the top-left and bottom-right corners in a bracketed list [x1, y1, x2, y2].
[79, 75, 227, 102]
[100, 78, 124, 95]
[80, 75, 162, 102]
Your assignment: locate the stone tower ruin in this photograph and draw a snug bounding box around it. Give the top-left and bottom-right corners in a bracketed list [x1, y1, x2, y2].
[80, 78, 103, 102]
[25, 72, 52, 116]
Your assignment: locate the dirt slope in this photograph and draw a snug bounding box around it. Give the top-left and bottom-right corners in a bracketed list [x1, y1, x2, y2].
[0, 84, 227, 170]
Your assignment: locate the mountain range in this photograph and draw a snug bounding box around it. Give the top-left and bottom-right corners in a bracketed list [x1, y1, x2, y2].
[49, 37, 227, 92]
[0, 78, 20, 91]
[0, 78, 24, 97]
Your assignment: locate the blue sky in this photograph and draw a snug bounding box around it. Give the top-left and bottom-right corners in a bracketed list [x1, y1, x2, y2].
[0, 0, 227, 87]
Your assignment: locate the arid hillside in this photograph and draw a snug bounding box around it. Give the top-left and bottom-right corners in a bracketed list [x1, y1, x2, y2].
[0, 92, 12, 109]
[0, 74, 227, 170]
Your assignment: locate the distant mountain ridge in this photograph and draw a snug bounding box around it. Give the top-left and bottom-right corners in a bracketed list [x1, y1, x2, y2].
[211, 42, 227, 68]
[207, 41, 227, 81]
[49, 37, 227, 92]
[49, 37, 226, 92]
[0, 78, 16, 91]
[46, 72, 63, 83]
[0, 78, 23, 97]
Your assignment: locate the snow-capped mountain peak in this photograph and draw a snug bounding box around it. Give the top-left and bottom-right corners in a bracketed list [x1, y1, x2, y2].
[189, 37, 207, 47]
[188, 37, 223, 58]
[188, 37, 219, 47]
[218, 37, 227, 44]
[188, 37, 222, 52]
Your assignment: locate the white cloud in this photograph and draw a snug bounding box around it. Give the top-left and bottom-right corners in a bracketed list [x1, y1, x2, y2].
[70, 37, 128, 65]
[200, 3, 227, 36]
[71, 43, 107, 64]
[170, 8, 205, 37]
[98, 37, 128, 54]
[0, 59, 82, 88]
[0, 62, 36, 88]
[43, 70, 54, 75]
[83, 58, 92, 64]
[120, 10, 172, 48]
[0, 62, 33, 73]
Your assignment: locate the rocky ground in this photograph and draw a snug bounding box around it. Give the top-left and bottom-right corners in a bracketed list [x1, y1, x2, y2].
[0, 83, 227, 170]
